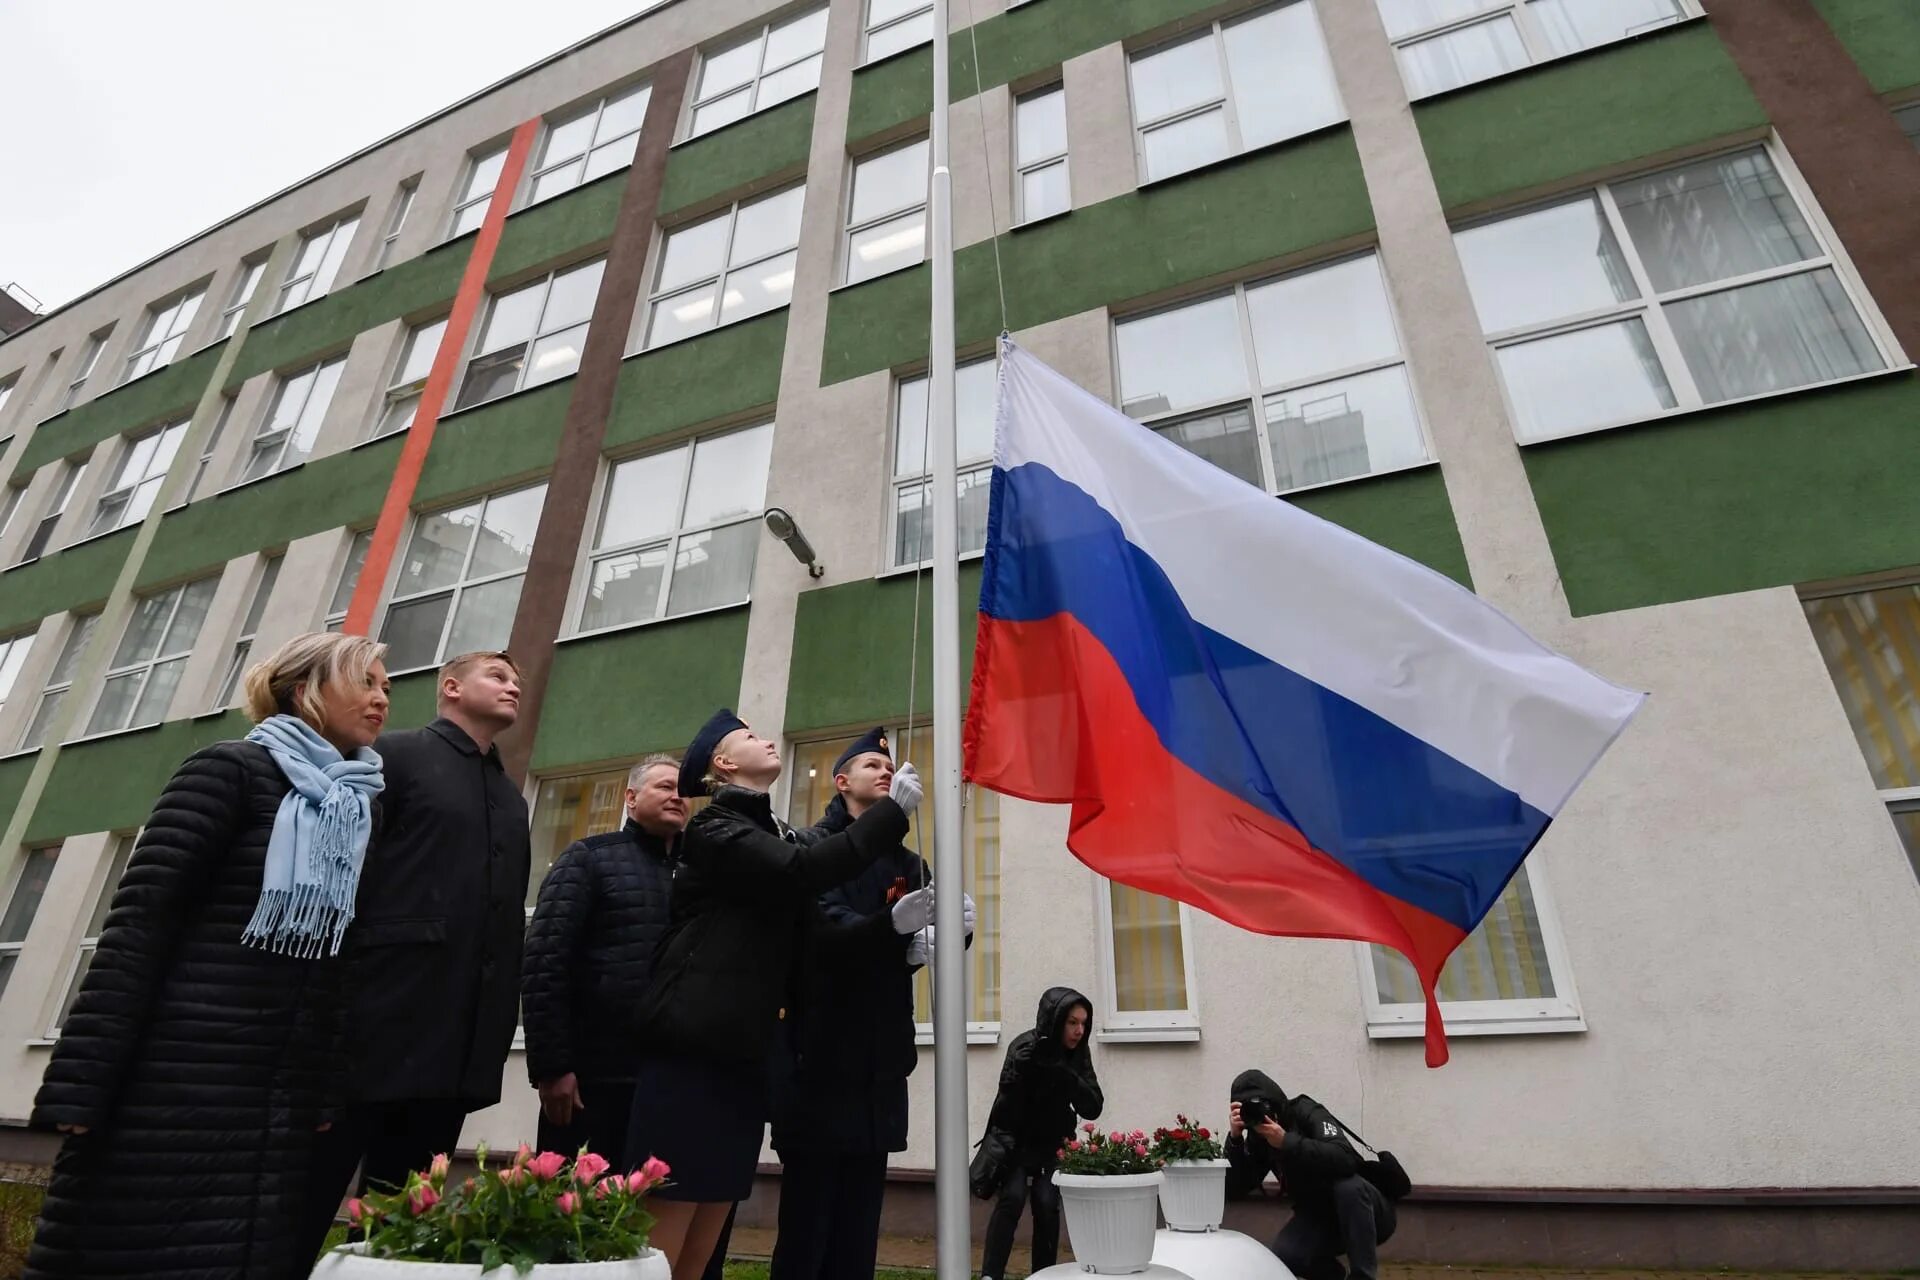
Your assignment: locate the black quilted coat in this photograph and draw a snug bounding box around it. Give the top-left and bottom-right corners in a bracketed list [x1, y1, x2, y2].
[27, 740, 351, 1279]
[520, 819, 675, 1086]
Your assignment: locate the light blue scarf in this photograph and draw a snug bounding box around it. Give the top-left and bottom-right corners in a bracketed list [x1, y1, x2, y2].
[242, 714, 384, 957]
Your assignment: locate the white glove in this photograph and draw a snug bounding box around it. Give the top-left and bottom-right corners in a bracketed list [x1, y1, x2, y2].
[907, 924, 936, 968]
[891, 885, 935, 935]
[962, 892, 976, 936]
[889, 762, 923, 815]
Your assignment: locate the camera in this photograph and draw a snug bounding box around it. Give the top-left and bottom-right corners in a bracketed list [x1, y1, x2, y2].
[1240, 1096, 1275, 1130]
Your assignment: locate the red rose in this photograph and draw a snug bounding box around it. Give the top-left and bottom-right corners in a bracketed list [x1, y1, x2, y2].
[1197, 1128, 1211, 1140]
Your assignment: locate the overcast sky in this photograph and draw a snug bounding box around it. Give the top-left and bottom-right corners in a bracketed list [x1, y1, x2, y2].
[0, 1, 654, 310]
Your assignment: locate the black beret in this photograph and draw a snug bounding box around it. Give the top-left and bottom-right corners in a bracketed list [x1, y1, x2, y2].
[680, 708, 747, 797]
[833, 727, 892, 777]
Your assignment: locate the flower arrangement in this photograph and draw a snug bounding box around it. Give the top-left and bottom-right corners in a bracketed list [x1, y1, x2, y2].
[1055, 1122, 1164, 1176]
[1149, 1115, 1223, 1163]
[349, 1146, 669, 1274]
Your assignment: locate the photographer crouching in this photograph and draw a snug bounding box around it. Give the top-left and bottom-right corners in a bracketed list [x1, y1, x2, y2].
[1224, 1069, 1407, 1280]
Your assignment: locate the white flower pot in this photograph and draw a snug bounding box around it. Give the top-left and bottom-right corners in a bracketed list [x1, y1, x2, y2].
[1053, 1171, 1164, 1274]
[1157, 1159, 1230, 1232]
[311, 1245, 670, 1280]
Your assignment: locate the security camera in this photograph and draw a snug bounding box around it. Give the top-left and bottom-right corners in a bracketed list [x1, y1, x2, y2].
[763, 507, 824, 578]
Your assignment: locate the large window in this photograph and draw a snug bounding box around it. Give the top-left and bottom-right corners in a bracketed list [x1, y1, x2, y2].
[55, 331, 111, 414]
[0, 846, 60, 1001]
[646, 187, 803, 348]
[242, 357, 344, 482]
[529, 766, 631, 909]
[1805, 581, 1920, 882]
[1455, 147, 1889, 443]
[381, 483, 547, 672]
[1114, 254, 1428, 494]
[216, 257, 267, 340]
[86, 578, 219, 736]
[890, 359, 997, 569]
[864, 0, 933, 62]
[277, 215, 360, 313]
[53, 834, 136, 1035]
[373, 318, 447, 440]
[20, 613, 97, 750]
[371, 178, 420, 274]
[787, 727, 1001, 1030]
[1014, 85, 1070, 224]
[325, 530, 375, 632]
[1362, 863, 1582, 1035]
[450, 145, 509, 239]
[0, 630, 36, 720]
[690, 7, 827, 138]
[580, 424, 773, 632]
[87, 419, 188, 536]
[1098, 882, 1197, 1037]
[457, 259, 604, 409]
[845, 138, 930, 285]
[213, 555, 283, 710]
[189, 397, 235, 500]
[121, 288, 205, 383]
[1380, 0, 1687, 99]
[1128, 1, 1343, 183]
[531, 83, 652, 204]
[18, 461, 81, 563]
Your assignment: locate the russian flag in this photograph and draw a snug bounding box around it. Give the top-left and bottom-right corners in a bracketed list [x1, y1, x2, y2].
[963, 339, 1645, 1066]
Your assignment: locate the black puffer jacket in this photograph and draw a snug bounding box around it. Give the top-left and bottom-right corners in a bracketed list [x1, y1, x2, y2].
[1224, 1069, 1363, 1221]
[986, 986, 1104, 1165]
[635, 785, 908, 1065]
[521, 819, 675, 1085]
[27, 740, 350, 1279]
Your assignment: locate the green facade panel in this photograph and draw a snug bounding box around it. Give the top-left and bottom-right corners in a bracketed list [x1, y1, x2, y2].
[488, 174, 625, 285]
[660, 95, 816, 216]
[786, 563, 984, 732]
[16, 342, 228, 478]
[416, 379, 572, 508]
[530, 609, 752, 771]
[384, 671, 442, 732]
[1525, 374, 1920, 616]
[823, 129, 1373, 384]
[1288, 466, 1473, 587]
[0, 528, 137, 634]
[0, 752, 35, 842]
[603, 310, 788, 453]
[1415, 23, 1767, 213]
[26, 712, 248, 843]
[228, 247, 468, 387]
[1811, 0, 1920, 93]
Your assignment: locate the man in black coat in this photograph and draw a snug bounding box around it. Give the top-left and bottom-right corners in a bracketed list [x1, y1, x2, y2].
[303, 651, 532, 1244]
[1224, 1068, 1396, 1280]
[522, 752, 686, 1164]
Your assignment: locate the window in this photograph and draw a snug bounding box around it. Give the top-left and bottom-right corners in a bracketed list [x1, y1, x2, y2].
[325, 530, 375, 632]
[374, 318, 447, 439]
[216, 257, 268, 339]
[212, 556, 283, 709]
[690, 7, 828, 137]
[890, 360, 997, 568]
[1098, 882, 1198, 1036]
[1362, 863, 1582, 1034]
[787, 727, 1001, 1030]
[531, 83, 652, 203]
[450, 145, 509, 239]
[189, 396, 236, 500]
[372, 178, 420, 273]
[1014, 85, 1070, 224]
[86, 578, 219, 735]
[0, 846, 60, 1001]
[1128, 2, 1343, 183]
[1114, 253, 1428, 493]
[1454, 147, 1889, 443]
[54, 834, 136, 1034]
[121, 288, 205, 383]
[380, 483, 547, 672]
[456, 259, 604, 409]
[18, 461, 81, 563]
[21, 613, 97, 749]
[1897, 102, 1920, 151]
[1805, 581, 1920, 882]
[55, 331, 111, 413]
[277, 215, 360, 313]
[845, 138, 930, 285]
[0, 373, 16, 420]
[0, 630, 36, 718]
[645, 187, 803, 347]
[241, 357, 344, 482]
[865, 0, 933, 62]
[529, 766, 631, 908]
[1380, 0, 1686, 99]
[580, 423, 772, 631]
[87, 419, 188, 536]
[0, 483, 23, 542]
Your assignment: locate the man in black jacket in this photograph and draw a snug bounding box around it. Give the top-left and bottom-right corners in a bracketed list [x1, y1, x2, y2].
[1224, 1068, 1395, 1280]
[522, 752, 687, 1164]
[303, 651, 532, 1246]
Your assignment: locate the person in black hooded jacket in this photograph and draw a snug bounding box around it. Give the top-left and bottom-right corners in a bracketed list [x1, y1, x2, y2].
[979, 986, 1104, 1280]
[1224, 1068, 1395, 1280]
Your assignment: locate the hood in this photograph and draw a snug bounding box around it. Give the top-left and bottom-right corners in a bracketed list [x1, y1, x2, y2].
[816, 792, 853, 834]
[1034, 985, 1092, 1043]
[1230, 1068, 1288, 1109]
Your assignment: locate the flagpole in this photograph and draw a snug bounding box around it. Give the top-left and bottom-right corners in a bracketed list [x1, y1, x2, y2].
[927, 2, 971, 1278]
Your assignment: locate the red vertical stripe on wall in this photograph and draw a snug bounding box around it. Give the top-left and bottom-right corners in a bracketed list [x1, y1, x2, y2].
[343, 116, 541, 638]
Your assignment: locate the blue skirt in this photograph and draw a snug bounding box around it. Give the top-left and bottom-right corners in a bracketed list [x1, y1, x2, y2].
[625, 1054, 768, 1202]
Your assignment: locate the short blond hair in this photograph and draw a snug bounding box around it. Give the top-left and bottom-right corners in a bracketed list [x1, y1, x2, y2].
[437, 650, 519, 706]
[627, 754, 679, 791]
[243, 633, 387, 728]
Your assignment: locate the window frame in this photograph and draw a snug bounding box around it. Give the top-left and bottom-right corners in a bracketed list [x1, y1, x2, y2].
[84, 578, 219, 738]
[1455, 139, 1901, 446]
[643, 187, 804, 349]
[863, 0, 935, 64]
[120, 287, 206, 384]
[212, 555, 283, 710]
[371, 177, 421, 275]
[55, 331, 111, 414]
[20, 612, 98, 750]
[887, 358, 999, 572]
[0, 373, 17, 422]
[456, 259, 606, 410]
[378, 482, 548, 674]
[240, 356, 345, 482]
[0, 845, 61, 1003]
[0, 628, 37, 720]
[1382, 0, 1695, 100]
[87, 419, 188, 537]
[215, 256, 268, 340]
[0, 481, 26, 545]
[686, 6, 828, 140]
[372, 317, 448, 441]
[276, 214, 361, 314]
[18, 460, 83, 564]
[1013, 83, 1071, 225]
[50, 833, 137, 1039]
[324, 529, 376, 632]
[1094, 879, 1201, 1042]
[528, 83, 652, 204]
[843, 136, 932, 286]
[449, 144, 511, 240]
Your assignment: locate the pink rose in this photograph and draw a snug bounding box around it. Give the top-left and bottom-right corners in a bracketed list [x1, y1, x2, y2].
[429, 1153, 451, 1184]
[408, 1183, 439, 1215]
[1110, 1132, 1125, 1145]
[556, 1190, 579, 1216]
[498, 1166, 528, 1188]
[527, 1150, 568, 1181]
[626, 1156, 671, 1195]
[1133, 1144, 1149, 1158]
[346, 1198, 366, 1224]
[1131, 1130, 1146, 1142]
[594, 1180, 612, 1200]
[573, 1152, 611, 1185]
[513, 1143, 533, 1168]
[1082, 1121, 1097, 1134]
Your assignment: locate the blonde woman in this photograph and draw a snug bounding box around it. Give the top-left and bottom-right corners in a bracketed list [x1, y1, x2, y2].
[27, 632, 390, 1280]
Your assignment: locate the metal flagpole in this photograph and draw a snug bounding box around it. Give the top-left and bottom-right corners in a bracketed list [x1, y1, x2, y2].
[927, 2, 971, 1278]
